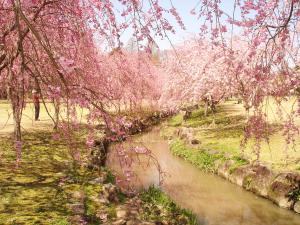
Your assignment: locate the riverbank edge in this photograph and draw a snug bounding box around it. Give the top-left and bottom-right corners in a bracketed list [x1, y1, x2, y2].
[92, 110, 175, 167]
[91, 110, 200, 224]
[161, 125, 300, 214]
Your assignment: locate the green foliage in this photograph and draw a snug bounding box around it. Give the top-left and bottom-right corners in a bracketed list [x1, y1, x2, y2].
[170, 139, 225, 172]
[164, 100, 300, 173]
[243, 176, 253, 189]
[103, 169, 116, 184]
[51, 218, 70, 225]
[116, 191, 127, 203]
[168, 114, 183, 127]
[107, 204, 117, 218]
[84, 195, 102, 225]
[84, 184, 102, 197]
[140, 186, 199, 225]
[165, 105, 245, 128]
[287, 188, 300, 202]
[229, 156, 248, 174]
[190, 108, 206, 118]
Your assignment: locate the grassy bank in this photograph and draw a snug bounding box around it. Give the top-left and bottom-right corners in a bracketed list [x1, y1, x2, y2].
[170, 139, 224, 172]
[140, 186, 198, 225]
[170, 138, 247, 174]
[162, 100, 300, 172]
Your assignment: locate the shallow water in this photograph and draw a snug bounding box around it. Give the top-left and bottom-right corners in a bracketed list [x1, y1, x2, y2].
[107, 127, 300, 225]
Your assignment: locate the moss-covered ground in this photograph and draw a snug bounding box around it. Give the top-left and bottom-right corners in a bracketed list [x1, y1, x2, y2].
[0, 101, 199, 225]
[0, 131, 106, 224]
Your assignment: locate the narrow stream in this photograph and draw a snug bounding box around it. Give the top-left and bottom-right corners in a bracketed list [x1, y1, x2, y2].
[107, 126, 300, 225]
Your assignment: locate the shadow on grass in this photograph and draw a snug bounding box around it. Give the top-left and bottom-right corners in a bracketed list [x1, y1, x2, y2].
[0, 131, 94, 224]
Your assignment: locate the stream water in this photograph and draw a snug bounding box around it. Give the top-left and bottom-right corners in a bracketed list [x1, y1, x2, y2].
[107, 126, 300, 225]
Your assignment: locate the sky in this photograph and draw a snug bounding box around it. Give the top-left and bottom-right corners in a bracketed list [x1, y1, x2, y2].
[118, 0, 237, 50]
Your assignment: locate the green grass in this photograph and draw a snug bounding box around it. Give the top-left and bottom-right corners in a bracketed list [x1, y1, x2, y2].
[170, 139, 225, 172]
[0, 131, 107, 224]
[169, 138, 251, 177]
[0, 132, 71, 224]
[167, 114, 183, 127]
[165, 106, 245, 155]
[140, 186, 199, 225]
[228, 156, 249, 174]
[160, 126, 177, 139]
[193, 125, 244, 155]
[164, 101, 300, 172]
[181, 106, 245, 128]
[50, 218, 70, 225]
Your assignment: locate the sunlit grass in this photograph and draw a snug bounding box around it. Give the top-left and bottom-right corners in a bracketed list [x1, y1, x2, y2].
[167, 114, 183, 127]
[165, 98, 300, 172]
[170, 139, 225, 172]
[140, 186, 199, 225]
[0, 131, 104, 224]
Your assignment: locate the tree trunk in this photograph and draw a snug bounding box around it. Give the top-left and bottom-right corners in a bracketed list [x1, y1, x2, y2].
[7, 66, 23, 142]
[53, 99, 60, 130]
[117, 103, 121, 114]
[14, 114, 22, 141]
[204, 100, 209, 116]
[211, 101, 216, 113]
[7, 64, 24, 167]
